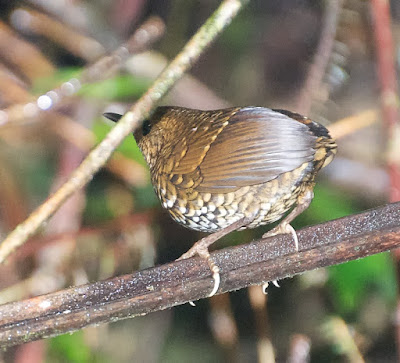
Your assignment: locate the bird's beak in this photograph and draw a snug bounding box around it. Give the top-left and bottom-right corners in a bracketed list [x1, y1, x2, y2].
[103, 112, 123, 123]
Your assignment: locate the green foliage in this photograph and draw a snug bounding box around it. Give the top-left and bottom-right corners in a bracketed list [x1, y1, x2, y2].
[328, 253, 397, 316]
[32, 68, 81, 94]
[134, 184, 159, 209]
[83, 119, 157, 223]
[92, 119, 146, 166]
[293, 183, 397, 317]
[294, 183, 358, 227]
[84, 178, 115, 222]
[218, 7, 255, 51]
[20, 153, 56, 201]
[79, 76, 150, 101]
[32, 67, 150, 101]
[47, 331, 92, 363]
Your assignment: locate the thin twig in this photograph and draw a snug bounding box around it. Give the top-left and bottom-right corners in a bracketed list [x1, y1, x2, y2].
[322, 317, 365, 362]
[0, 202, 399, 348]
[328, 109, 378, 140]
[9, 212, 152, 262]
[11, 8, 105, 62]
[1, 15, 165, 126]
[26, 0, 89, 31]
[0, 21, 55, 82]
[46, 113, 148, 186]
[0, 79, 148, 187]
[0, 0, 249, 264]
[295, 0, 343, 115]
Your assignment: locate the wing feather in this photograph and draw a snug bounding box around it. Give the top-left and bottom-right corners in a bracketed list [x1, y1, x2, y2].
[166, 107, 237, 174]
[194, 107, 317, 192]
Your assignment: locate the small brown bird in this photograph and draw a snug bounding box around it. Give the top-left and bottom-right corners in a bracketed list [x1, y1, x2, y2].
[104, 106, 337, 296]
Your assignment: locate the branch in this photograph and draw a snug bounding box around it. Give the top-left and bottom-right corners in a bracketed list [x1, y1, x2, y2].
[0, 202, 399, 348]
[0, 0, 249, 264]
[13, 8, 105, 62]
[370, 0, 400, 202]
[295, 0, 343, 115]
[2, 15, 165, 126]
[328, 109, 378, 140]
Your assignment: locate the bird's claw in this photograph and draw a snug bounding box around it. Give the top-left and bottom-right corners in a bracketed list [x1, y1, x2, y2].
[262, 279, 280, 294]
[262, 223, 299, 251]
[177, 245, 220, 297]
[209, 265, 220, 297]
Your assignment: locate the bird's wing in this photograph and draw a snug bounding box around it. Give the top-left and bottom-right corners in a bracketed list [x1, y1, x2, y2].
[193, 107, 317, 192]
[165, 108, 238, 175]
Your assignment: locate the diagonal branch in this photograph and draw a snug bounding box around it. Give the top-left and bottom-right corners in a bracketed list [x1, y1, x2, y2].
[0, 0, 249, 264]
[1, 15, 165, 126]
[0, 202, 399, 348]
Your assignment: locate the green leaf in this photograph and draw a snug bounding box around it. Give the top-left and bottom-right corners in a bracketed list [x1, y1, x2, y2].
[134, 184, 159, 209]
[293, 183, 359, 227]
[328, 253, 397, 316]
[32, 68, 81, 94]
[92, 119, 146, 166]
[32, 67, 151, 101]
[48, 331, 91, 363]
[78, 76, 150, 100]
[84, 181, 115, 222]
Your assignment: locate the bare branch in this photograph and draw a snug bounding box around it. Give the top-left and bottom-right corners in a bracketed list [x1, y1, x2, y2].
[11, 8, 105, 62]
[2, 15, 165, 126]
[0, 202, 399, 348]
[0, 0, 249, 264]
[0, 21, 55, 81]
[295, 0, 343, 115]
[328, 109, 378, 140]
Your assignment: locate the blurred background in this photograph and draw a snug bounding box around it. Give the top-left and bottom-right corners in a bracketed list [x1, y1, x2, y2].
[0, 0, 399, 362]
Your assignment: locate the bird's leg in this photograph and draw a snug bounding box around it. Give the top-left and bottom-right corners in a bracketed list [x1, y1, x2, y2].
[262, 188, 314, 251]
[178, 216, 253, 297]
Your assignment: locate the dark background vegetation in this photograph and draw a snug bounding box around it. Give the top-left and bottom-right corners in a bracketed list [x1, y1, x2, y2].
[0, 0, 399, 362]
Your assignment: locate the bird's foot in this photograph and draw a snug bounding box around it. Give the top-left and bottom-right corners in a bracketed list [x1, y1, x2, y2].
[177, 217, 252, 298]
[177, 239, 220, 297]
[262, 222, 299, 251]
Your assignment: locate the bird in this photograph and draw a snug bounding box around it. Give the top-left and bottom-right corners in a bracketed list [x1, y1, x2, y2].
[104, 106, 337, 296]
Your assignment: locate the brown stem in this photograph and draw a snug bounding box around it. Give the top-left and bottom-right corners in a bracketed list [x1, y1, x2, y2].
[12, 8, 105, 62]
[327, 109, 378, 140]
[295, 0, 343, 115]
[1, 15, 166, 126]
[0, 202, 399, 348]
[0, 21, 55, 82]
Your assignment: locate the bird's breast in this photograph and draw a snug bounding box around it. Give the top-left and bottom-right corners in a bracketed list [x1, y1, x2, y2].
[155, 160, 314, 233]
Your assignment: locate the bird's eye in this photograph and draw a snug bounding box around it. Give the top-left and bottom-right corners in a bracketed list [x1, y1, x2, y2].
[142, 120, 151, 136]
